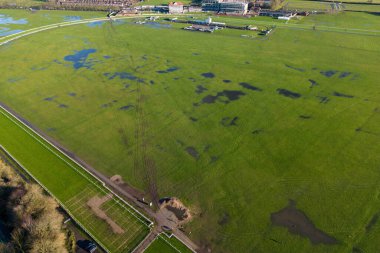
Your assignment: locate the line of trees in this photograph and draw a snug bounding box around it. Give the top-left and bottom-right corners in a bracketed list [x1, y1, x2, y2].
[0, 160, 70, 253]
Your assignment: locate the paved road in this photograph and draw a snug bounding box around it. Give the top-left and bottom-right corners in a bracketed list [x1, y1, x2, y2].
[132, 228, 159, 253]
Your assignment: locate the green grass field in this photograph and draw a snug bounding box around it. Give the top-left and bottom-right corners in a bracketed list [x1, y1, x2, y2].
[1, 9, 380, 253]
[0, 9, 105, 37]
[136, 0, 192, 5]
[0, 106, 151, 252]
[286, 0, 380, 12]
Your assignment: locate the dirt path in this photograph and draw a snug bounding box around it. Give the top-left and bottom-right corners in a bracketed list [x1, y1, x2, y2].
[87, 194, 124, 234]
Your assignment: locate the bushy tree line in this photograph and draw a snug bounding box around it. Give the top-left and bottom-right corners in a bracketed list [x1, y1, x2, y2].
[0, 161, 68, 253]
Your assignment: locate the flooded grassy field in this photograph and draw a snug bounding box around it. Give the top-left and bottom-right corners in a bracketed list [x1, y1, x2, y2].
[0, 10, 380, 253]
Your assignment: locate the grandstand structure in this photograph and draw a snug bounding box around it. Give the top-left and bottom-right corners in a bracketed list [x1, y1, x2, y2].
[54, 0, 134, 7]
[202, 0, 249, 15]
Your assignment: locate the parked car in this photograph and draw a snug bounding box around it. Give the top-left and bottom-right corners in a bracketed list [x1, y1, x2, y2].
[77, 240, 97, 253]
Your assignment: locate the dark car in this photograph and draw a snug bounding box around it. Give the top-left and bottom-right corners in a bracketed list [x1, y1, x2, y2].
[77, 240, 97, 253]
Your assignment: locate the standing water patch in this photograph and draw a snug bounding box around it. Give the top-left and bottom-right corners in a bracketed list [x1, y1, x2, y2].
[87, 21, 105, 27]
[0, 28, 23, 36]
[239, 82, 262, 91]
[64, 16, 81, 22]
[64, 49, 97, 70]
[271, 200, 338, 245]
[277, 88, 301, 99]
[157, 67, 179, 74]
[201, 72, 215, 78]
[144, 22, 172, 29]
[104, 72, 139, 81]
[0, 15, 28, 24]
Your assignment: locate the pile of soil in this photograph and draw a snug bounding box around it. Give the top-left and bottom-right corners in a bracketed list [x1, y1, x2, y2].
[160, 197, 192, 224]
[110, 175, 124, 184]
[109, 175, 145, 200]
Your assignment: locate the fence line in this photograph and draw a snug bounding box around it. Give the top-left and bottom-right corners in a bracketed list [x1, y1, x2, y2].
[159, 232, 196, 253]
[161, 232, 197, 253]
[0, 145, 111, 253]
[0, 13, 171, 47]
[0, 106, 155, 253]
[0, 105, 152, 226]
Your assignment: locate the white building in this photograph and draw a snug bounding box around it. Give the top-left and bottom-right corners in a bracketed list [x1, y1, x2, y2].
[219, 1, 248, 14]
[169, 2, 184, 13]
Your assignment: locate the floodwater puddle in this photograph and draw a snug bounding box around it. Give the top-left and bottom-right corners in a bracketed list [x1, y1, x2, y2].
[320, 70, 338, 77]
[271, 200, 338, 245]
[0, 14, 28, 25]
[201, 90, 245, 104]
[119, 105, 134, 110]
[339, 72, 351, 78]
[64, 16, 81, 22]
[201, 72, 215, 78]
[104, 72, 144, 83]
[223, 80, 231, 83]
[185, 146, 200, 160]
[285, 64, 305, 72]
[308, 79, 318, 87]
[239, 82, 262, 91]
[333, 92, 354, 98]
[144, 22, 171, 29]
[221, 116, 238, 126]
[7, 77, 23, 83]
[157, 67, 179, 74]
[87, 21, 105, 27]
[64, 48, 97, 70]
[0, 28, 23, 36]
[316, 68, 354, 79]
[195, 85, 207, 94]
[44, 96, 57, 101]
[277, 88, 301, 99]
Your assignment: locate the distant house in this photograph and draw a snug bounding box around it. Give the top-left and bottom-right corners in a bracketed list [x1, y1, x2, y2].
[169, 2, 184, 13]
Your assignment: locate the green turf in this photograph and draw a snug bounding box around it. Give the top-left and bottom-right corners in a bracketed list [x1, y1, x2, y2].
[0, 106, 150, 252]
[144, 235, 194, 253]
[0, 0, 50, 7]
[0, 9, 105, 36]
[0, 10, 380, 253]
[286, 0, 380, 12]
[135, 0, 192, 6]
